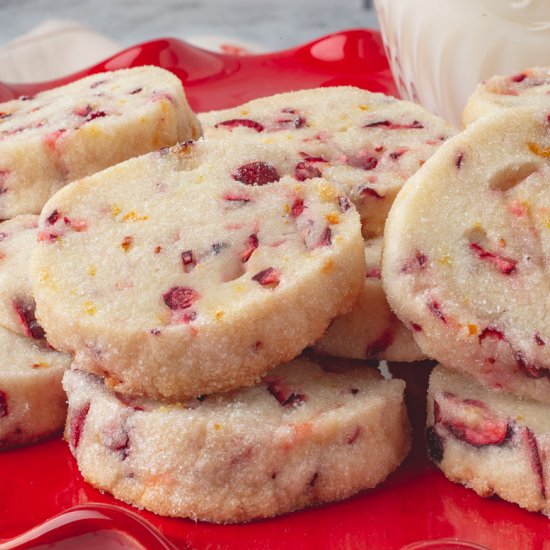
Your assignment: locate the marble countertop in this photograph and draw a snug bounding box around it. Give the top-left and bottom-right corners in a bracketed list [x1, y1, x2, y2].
[1, 0, 379, 51]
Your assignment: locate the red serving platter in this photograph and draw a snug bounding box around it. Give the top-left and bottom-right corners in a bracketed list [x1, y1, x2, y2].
[1, 29, 549, 550]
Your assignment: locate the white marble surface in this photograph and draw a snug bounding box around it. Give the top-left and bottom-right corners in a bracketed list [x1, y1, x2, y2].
[1, 0, 379, 51]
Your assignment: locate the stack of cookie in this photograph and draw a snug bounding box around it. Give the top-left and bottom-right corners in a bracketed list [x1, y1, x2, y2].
[382, 67, 550, 516]
[26, 84, 457, 522]
[0, 66, 201, 448]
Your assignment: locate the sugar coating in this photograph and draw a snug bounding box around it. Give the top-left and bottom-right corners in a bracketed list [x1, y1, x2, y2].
[63, 358, 410, 523]
[427, 364, 550, 517]
[0, 66, 201, 218]
[0, 325, 71, 448]
[199, 87, 456, 238]
[32, 139, 365, 400]
[383, 107, 550, 403]
[313, 238, 425, 361]
[463, 67, 550, 126]
[0, 215, 45, 339]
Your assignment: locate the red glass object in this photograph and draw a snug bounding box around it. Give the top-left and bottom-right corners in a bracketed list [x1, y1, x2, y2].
[1, 29, 549, 550]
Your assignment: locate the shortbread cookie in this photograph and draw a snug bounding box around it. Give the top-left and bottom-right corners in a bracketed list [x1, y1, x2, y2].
[463, 67, 550, 126]
[0, 66, 201, 218]
[383, 107, 550, 403]
[32, 139, 365, 400]
[427, 364, 550, 516]
[0, 215, 44, 339]
[0, 325, 70, 448]
[63, 358, 410, 523]
[199, 87, 456, 237]
[313, 238, 425, 361]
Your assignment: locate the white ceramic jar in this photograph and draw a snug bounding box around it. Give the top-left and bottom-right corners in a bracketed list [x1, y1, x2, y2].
[374, 0, 550, 126]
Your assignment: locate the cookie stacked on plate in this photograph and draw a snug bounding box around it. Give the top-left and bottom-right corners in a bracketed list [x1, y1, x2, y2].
[28, 84, 458, 522]
[0, 66, 200, 448]
[382, 67, 550, 516]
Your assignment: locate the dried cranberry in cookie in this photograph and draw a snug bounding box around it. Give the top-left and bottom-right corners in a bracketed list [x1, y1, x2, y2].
[463, 67, 550, 126]
[63, 358, 410, 523]
[0, 66, 201, 218]
[313, 237, 426, 361]
[199, 87, 456, 237]
[0, 325, 70, 449]
[383, 107, 550, 403]
[32, 139, 365, 400]
[0, 215, 45, 339]
[427, 365, 550, 516]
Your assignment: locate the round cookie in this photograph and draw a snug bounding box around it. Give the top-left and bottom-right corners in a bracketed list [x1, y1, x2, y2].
[0, 66, 201, 218]
[0, 215, 45, 339]
[463, 67, 550, 126]
[313, 237, 426, 362]
[63, 358, 410, 523]
[199, 87, 456, 237]
[0, 325, 71, 449]
[382, 107, 550, 403]
[32, 139, 365, 400]
[427, 364, 550, 517]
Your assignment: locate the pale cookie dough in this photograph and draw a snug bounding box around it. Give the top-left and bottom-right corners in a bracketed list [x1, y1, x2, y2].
[382, 107, 550, 403]
[32, 139, 365, 400]
[463, 67, 550, 126]
[199, 87, 456, 237]
[313, 237, 425, 361]
[0, 66, 201, 218]
[0, 325, 71, 448]
[427, 364, 550, 517]
[0, 215, 45, 339]
[63, 358, 410, 523]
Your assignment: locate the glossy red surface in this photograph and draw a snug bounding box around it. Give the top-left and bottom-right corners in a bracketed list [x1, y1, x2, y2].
[1, 29, 549, 550]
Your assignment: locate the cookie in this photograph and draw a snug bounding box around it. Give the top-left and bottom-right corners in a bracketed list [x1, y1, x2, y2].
[427, 364, 550, 517]
[0, 66, 201, 218]
[313, 238, 426, 361]
[0, 215, 45, 339]
[382, 107, 550, 403]
[32, 139, 365, 400]
[463, 67, 550, 126]
[0, 325, 71, 448]
[63, 357, 410, 523]
[199, 87, 456, 237]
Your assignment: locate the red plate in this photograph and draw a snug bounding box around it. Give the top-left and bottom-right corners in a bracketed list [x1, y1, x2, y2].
[1, 29, 549, 550]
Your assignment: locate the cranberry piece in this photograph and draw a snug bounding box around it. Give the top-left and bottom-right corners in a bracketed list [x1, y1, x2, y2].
[347, 426, 362, 444]
[523, 427, 546, 499]
[181, 250, 196, 272]
[0, 390, 8, 418]
[299, 152, 327, 163]
[389, 148, 407, 160]
[74, 105, 93, 117]
[366, 329, 394, 357]
[411, 322, 423, 332]
[130, 87, 143, 94]
[511, 72, 527, 83]
[361, 186, 383, 199]
[294, 161, 322, 181]
[426, 426, 444, 463]
[163, 286, 200, 310]
[290, 198, 305, 217]
[46, 209, 60, 225]
[0, 112, 12, 120]
[252, 267, 280, 286]
[231, 162, 280, 186]
[12, 299, 45, 340]
[478, 327, 504, 343]
[266, 380, 305, 407]
[338, 196, 352, 212]
[401, 250, 428, 273]
[275, 108, 306, 129]
[215, 119, 264, 132]
[428, 300, 447, 324]
[86, 110, 107, 122]
[222, 192, 251, 204]
[69, 402, 90, 450]
[241, 234, 259, 262]
[318, 226, 332, 247]
[469, 242, 517, 275]
[366, 267, 381, 279]
[436, 395, 512, 447]
[535, 333, 546, 346]
[455, 152, 464, 169]
[364, 119, 424, 130]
